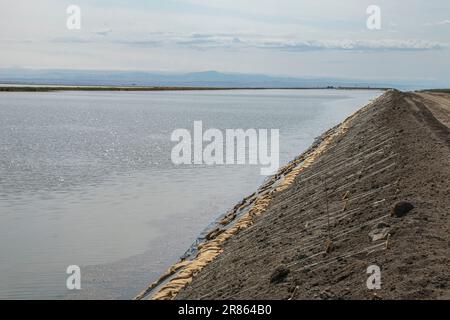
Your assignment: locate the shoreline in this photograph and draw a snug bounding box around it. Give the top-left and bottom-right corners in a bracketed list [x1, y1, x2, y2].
[0, 85, 390, 92]
[137, 89, 450, 300]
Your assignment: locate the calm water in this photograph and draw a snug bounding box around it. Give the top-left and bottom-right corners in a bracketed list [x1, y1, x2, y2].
[0, 89, 381, 299]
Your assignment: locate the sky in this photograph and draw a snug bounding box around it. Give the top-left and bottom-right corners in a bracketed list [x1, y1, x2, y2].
[1, 0, 450, 84]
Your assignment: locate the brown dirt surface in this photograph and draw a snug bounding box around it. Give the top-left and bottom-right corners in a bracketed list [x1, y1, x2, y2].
[175, 90, 450, 300]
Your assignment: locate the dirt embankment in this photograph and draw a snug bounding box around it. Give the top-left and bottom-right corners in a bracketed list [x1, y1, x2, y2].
[172, 90, 450, 300]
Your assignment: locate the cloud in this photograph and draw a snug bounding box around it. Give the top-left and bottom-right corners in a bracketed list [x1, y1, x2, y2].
[94, 28, 112, 36]
[132, 33, 447, 52]
[49, 32, 447, 52]
[436, 20, 450, 25]
[253, 39, 447, 52]
[424, 20, 450, 26]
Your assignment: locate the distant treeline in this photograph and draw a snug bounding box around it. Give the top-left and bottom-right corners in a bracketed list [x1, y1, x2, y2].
[424, 89, 450, 94]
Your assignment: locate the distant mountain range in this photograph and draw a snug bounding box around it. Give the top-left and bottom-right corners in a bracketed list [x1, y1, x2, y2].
[0, 68, 443, 90]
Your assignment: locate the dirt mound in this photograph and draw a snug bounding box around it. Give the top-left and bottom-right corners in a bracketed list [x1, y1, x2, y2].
[160, 90, 450, 300]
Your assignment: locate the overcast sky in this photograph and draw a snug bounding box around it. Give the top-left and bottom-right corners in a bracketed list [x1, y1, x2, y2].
[1, 0, 449, 83]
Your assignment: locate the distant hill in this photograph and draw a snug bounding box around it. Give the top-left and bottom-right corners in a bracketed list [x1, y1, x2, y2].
[0, 68, 438, 90]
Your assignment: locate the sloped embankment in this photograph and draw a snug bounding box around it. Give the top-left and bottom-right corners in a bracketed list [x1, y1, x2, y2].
[141, 90, 450, 300]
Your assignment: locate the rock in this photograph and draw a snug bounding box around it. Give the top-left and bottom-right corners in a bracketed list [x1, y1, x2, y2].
[270, 265, 290, 284]
[371, 293, 383, 300]
[319, 289, 335, 299]
[368, 222, 391, 241]
[297, 254, 308, 261]
[376, 222, 390, 228]
[325, 240, 333, 253]
[369, 225, 390, 242]
[391, 201, 414, 217]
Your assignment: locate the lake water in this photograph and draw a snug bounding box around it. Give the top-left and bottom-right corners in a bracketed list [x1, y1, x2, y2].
[0, 89, 382, 299]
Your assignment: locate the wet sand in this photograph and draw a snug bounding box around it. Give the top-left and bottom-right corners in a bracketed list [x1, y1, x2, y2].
[138, 90, 450, 300]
